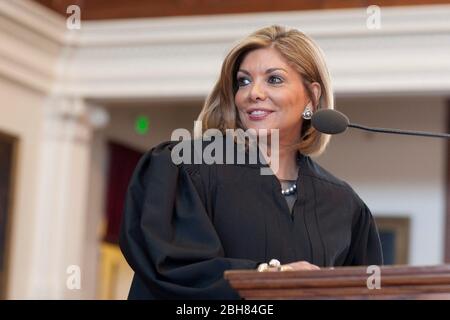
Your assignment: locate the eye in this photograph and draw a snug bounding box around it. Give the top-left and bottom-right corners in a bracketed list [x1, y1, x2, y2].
[268, 75, 283, 84]
[237, 77, 251, 87]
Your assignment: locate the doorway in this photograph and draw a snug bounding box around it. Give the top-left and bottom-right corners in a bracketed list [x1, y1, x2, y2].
[0, 132, 17, 299]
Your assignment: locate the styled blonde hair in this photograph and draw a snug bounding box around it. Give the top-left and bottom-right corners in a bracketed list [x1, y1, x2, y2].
[197, 25, 334, 156]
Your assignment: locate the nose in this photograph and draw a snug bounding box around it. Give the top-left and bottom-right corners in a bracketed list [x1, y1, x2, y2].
[249, 82, 267, 101]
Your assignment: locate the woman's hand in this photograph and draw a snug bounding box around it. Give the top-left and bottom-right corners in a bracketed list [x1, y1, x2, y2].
[279, 260, 320, 271]
[257, 259, 320, 272]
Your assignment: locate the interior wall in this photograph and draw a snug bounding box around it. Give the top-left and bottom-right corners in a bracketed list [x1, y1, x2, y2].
[102, 102, 203, 152]
[316, 95, 448, 265]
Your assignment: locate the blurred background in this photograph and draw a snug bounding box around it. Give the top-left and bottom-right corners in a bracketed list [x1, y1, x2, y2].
[0, 0, 449, 299]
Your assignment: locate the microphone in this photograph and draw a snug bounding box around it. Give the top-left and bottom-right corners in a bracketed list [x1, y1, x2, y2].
[311, 109, 450, 139]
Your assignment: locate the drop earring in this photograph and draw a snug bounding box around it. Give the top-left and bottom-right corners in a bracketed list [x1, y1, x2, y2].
[302, 104, 313, 120]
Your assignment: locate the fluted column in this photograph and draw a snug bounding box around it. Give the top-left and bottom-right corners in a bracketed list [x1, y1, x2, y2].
[28, 96, 108, 299]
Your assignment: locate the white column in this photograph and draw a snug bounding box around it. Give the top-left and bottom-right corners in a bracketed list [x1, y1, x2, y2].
[27, 96, 106, 299]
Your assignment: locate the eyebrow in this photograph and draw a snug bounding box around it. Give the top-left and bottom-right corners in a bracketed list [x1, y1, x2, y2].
[237, 68, 287, 75]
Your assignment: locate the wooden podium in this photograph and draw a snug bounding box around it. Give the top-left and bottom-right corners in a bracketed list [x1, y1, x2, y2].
[224, 264, 450, 299]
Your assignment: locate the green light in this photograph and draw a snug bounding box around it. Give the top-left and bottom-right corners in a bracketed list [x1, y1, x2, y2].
[135, 116, 149, 135]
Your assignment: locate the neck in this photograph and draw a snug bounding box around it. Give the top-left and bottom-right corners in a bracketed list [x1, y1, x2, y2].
[275, 145, 299, 181]
[259, 129, 301, 180]
[263, 140, 299, 180]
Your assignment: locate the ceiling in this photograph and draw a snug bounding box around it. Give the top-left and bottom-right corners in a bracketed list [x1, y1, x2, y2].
[33, 0, 450, 20]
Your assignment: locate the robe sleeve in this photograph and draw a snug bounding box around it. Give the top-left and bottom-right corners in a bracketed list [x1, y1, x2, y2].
[344, 201, 384, 266]
[119, 141, 258, 299]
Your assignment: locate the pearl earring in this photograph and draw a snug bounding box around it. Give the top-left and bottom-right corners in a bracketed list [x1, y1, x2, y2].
[302, 104, 313, 120]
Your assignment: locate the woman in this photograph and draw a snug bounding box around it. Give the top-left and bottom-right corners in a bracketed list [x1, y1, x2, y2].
[120, 25, 383, 299]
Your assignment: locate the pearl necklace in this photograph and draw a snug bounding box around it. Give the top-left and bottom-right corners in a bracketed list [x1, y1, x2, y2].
[280, 153, 301, 196]
[281, 183, 297, 196]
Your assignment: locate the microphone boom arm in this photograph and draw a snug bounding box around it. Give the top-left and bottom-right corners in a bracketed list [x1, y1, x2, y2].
[348, 123, 450, 139]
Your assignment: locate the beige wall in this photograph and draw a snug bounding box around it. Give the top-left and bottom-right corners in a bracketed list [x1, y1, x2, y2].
[0, 76, 44, 299]
[317, 95, 447, 265]
[102, 101, 203, 152]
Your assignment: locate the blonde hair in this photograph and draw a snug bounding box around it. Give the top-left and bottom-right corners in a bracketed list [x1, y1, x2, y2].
[197, 25, 334, 156]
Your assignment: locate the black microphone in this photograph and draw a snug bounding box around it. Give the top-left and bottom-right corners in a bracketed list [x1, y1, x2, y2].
[311, 109, 450, 139]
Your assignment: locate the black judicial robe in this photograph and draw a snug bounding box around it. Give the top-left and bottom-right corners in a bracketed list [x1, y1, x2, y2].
[119, 140, 383, 299]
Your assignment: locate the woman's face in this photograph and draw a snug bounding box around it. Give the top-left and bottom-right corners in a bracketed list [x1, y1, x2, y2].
[234, 47, 312, 143]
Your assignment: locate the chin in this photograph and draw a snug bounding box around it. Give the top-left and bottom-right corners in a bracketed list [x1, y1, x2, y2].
[244, 123, 277, 136]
